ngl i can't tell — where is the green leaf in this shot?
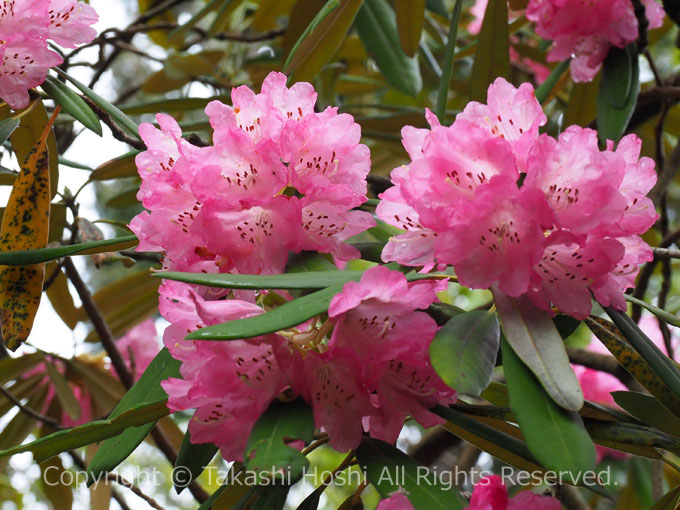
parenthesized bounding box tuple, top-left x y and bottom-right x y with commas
(356, 438, 466, 510)
(54, 69, 141, 140)
(501, 337, 597, 475)
(355, 0, 423, 97)
(394, 0, 425, 57)
(0, 234, 138, 265)
(623, 294, 680, 328)
(611, 391, 680, 437)
(429, 310, 499, 396)
(650, 485, 680, 510)
(0, 117, 20, 146)
(492, 290, 583, 411)
(43, 359, 80, 421)
(564, 75, 600, 127)
(0, 352, 42, 384)
(0, 401, 169, 462)
(87, 348, 180, 482)
(605, 307, 680, 402)
(585, 317, 680, 417)
(120, 96, 229, 115)
(534, 59, 570, 103)
(435, 0, 463, 124)
(597, 44, 639, 143)
(40, 76, 103, 136)
(244, 399, 314, 484)
(158, 270, 365, 289)
(469, 0, 510, 102)
(174, 429, 218, 494)
(584, 419, 680, 457)
(89, 151, 140, 181)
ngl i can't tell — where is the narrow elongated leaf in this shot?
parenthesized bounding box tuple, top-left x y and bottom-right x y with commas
(435, 0, 463, 124)
(356, 438, 466, 510)
(44, 359, 80, 421)
(0, 352, 42, 384)
(501, 337, 597, 475)
(586, 317, 680, 416)
(174, 429, 218, 493)
(89, 151, 140, 181)
(87, 348, 180, 482)
(0, 385, 48, 451)
(534, 59, 570, 103)
(650, 485, 680, 510)
(492, 290, 583, 411)
(429, 310, 500, 396)
(284, 0, 362, 83)
(244, 399, 314, 484)
(45, 262, 79, 329)
(159, 270, 365, 289)
(0, 235, 138, 265)
(40, 455, 74, 510)
(0, 117, 19, 145)
(624, 294, 680, 328)
(40, 76, 102, 136)
(612, 391, 680, 437)
(10, 100, 59, 198)
(0, 113, 54, 351)
(597, 44, 639, 143)
(55, 69, 141, 140)
(120, 96, 229, 115)
(584, 419, 680, 456)
(564, 75, 600, 127)
(355, 0, 422, 96)
(394, 0, 425, 56)
(605, 308, 680, 401)
(0, 400, 169, 462)
(469, 0, 510, 101)
(281, 0, 325, 56)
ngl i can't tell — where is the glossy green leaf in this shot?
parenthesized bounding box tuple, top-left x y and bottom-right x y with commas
(54, 69, 140, 140)
(174, 429, 218, 494)
(284, 0, 362, 83)
(501, 337, 597, 475)
(469, 0, 510, 102)
(0, 117, 19, 146)
(596, 44, 639, 143)
(244, 399, 314, 484)
(585, 317, 680, 417)
(87, 348, 181, 483)
(355, 0, 423, 97)
(429, 310, 500, 396)
(394, 0, 425, 57)
(584, 419, 680, 457)
(0, 234, 138, 265)
(159, 269, 364, 289)
(605, 308, 680, 401)
(120, 96, 229, 115)
(40, 76, 102, 136)
(0, 400, 169, 462)
(493, 290, 583, 411)
(624, 294, 680, 328)
(612, 391, 680, 437)
(356, 438, 466, 510)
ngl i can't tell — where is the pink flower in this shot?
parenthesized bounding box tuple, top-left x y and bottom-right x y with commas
(0, 0, 98, 109)
(377, 492, 415, 510)
(466, 475, 561, 510)
(526, 0, 664, 82)
(117, 319, 161, 381)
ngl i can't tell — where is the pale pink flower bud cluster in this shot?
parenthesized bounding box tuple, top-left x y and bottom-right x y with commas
(526, 0, 664, 82)
(0, 0, 98, 109)
(377, 78, 657, 319)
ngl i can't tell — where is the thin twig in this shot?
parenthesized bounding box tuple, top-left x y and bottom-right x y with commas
(651, 247, 680, 259)
(81, 97, 145, 150)
(68, 452, 134, 510)
(106, 473, 166, 510)
(0, 384, 63, 429)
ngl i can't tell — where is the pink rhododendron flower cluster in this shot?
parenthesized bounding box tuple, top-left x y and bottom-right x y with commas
(0, 0, 98, 109)
(160, 266, 455, 459)
(130, 71, 374, 274)
(526, 0, 664, 82)
(377, 77, 657, 319)
(465, 475, 561, 510)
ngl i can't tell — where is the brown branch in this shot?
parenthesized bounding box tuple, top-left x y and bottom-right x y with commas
(81, 97, 145, 151)
(106, 473, 166, 510)
(0, 384, 63, 429)
(62, 258, 134, 390)
(651, 247, 680, 259)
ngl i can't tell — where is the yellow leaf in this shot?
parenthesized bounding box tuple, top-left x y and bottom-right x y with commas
(394, 0, 425, 57)
(7, 100, 59, 199)
(251, 0, 296, 31)
(470, 0, 510, 102)
(40, 455, 74, 510)
(0, 109, 58, 351)
(282, 0, 325, 56)
(563, 76, 601, 128)
(45, 263, 79, 330)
